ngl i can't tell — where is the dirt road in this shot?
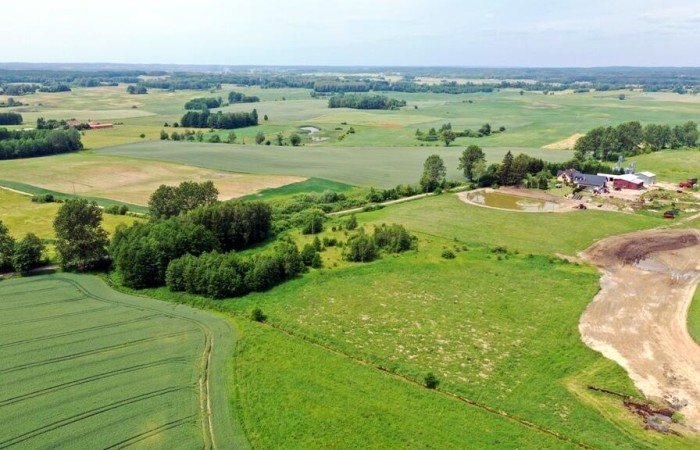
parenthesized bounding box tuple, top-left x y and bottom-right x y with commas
(579, 229, 700, 429)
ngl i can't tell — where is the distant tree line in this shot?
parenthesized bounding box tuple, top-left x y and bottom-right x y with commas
(0, 84, 39, 96)
(328, 94, 406, 110)
(0, 127, 82, 160)
(184, 97, 222, 110)
(181, 109, 258, 129)
(228, 91, 259, 103)
(0, 112, 22, 125)
(574, 121, 699, 160)
(37, 83, 71, 93)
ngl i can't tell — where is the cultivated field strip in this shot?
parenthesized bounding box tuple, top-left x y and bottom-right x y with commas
(0, 274, 244, 449)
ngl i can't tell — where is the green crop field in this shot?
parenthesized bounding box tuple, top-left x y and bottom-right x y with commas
(629, 149, 700, 183)
(99, 141, 571, 188)
(0, 274, 246, 449)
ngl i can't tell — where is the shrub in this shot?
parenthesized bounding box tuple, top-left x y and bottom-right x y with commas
(251, 306, 267, 322)
(346, 214, 358, 230)
(441, 249, 456, 259)
(424, 372, 440, 389)
(343, 230, 377, 262)
(373, 223, 414, 253)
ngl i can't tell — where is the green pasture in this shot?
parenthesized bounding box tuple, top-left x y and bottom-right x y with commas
(0, 274, 245, 449)
(99, 141, 571, 188)
(629, 149, 700, 182)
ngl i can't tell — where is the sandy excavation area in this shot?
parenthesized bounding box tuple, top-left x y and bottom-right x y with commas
(580, 229, 700, 429)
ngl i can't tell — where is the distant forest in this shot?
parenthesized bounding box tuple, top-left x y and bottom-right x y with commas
(2, 65, 700, 95)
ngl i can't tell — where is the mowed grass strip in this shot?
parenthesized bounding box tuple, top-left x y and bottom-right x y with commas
(0, 274, 246, 450)
(99, 140, 572, 188)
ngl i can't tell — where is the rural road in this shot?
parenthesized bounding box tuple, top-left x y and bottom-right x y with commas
(579, 229, 700, 429)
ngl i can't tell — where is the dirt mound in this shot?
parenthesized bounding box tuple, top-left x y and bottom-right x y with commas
(580, 229, 700, 430)
(584, 230, 700, 266)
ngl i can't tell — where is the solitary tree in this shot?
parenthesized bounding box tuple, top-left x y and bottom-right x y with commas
(498, 151, 515, 186)
(440, 130, 456, 147)
(53, 199, 109, 271)
(276, 133, 285, 146)
(457, 145, 486, 180)
(419, 154, 447, 193)
(227, 131, 237, 143)
(289, 133, 302, 146)
(0, 220, 15, 271)
(255, 132, 265, 145)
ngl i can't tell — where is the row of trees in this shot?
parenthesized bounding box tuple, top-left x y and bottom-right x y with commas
(415, 123, 504, 146)
(0, 98, 23, 108)
(0, 127, 82, 160)
(574, 121, 699, 160)
(328, 94, 406, 110)
(180, 109, 258, 129)
(228, 91, 260, 103)
(184, 97, 222, 110)
(0, 221, 45, 273)
(0, 112, 22, 125)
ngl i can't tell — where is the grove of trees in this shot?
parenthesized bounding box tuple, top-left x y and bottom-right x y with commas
(574, 120, 698, 160)
(148, 181, 219, 220)
(0, 127, 83, 160)
(228, 91, 260, 103)
(328, 94, 406, 110)
(0, 112, 22, 125)
(184, 97, 222, 110)
(0, 221, 45, 273)
(180, 109, 258, 129)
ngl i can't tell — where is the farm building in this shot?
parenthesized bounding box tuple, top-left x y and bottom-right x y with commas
(613, 174, 644, 190)
(88, 122, 113, 129)
(557, 169, 607, 189)
(635, 171, 656, 186)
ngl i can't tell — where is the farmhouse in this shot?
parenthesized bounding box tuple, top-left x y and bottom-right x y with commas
(613, 174, 644, 190)
(635, 171, 656, 186)
(557, 169, 607, 189)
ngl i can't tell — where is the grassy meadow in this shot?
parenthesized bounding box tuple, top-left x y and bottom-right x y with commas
(0, 274, 245, 449)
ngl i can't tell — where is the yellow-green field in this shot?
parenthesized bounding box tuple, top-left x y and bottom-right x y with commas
(0, 153, 305, 205)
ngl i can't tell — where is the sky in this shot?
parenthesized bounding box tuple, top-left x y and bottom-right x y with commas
(3, 0, 700, 67)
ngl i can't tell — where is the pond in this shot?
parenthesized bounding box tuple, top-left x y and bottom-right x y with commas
(467, 191, 561, 212)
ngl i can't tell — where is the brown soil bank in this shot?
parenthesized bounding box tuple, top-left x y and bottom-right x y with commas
(580, 229, 700, 430)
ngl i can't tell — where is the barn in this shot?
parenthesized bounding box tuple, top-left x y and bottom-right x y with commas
(635, 171, 656, 186)
(613, 174, 644, 190)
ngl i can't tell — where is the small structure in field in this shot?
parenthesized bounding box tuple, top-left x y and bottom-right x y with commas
(613, 174, 644, 190)
(635, 171, 656, 186)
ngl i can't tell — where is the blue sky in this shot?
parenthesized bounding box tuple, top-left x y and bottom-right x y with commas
(4, 0, 700, 66)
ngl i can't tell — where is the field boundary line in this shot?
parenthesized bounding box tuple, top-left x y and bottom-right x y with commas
(248, 319, 595, 450)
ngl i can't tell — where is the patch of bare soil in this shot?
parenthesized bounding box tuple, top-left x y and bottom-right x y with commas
(580, 229, 700, 430)
(543, 133, 584, 150)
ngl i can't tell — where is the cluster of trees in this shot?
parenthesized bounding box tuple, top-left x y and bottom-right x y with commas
(112, 200, 273, 290)
(0, 84, 39, 96)
(126, 85, 148, 95)
(180, 109, 258, 129)
(37, 83, 71, 93)
(343, 224, 415, 262)
(0, 127, 82, 160)
(415, 123, 504, 146)
(165, 240, 303, 298)
(0, 98, 23, 108)
(184, 97, 222, 110)
(148, 181, 219, 219)
(328, 94, 406, 110)
(0, 221, 45, 273)
(228, 91, 260, 103)
(574, 121, 699, 160)
(0, 112, 22, 125)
